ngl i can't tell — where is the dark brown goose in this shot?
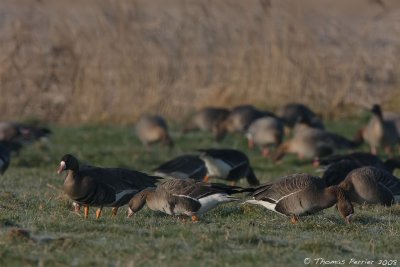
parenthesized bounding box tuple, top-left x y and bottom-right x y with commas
(153, 154, 207, 181)
(244, 173, 354, 224)
(197, 148, 260, 186)
(182, 107, 230, 141)
(128, 178, 244, 221)
(57, 154, 160, 219)
(338, 166, 400, 205)
(0, 143, 11, 174)
(277, 103, 324, 129)
(360, 104, 399, 155)
(246, 117, 285, 157)
(135, 115, 173, 149)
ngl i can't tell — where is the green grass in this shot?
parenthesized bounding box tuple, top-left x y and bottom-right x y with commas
(0, 120, 399, 266)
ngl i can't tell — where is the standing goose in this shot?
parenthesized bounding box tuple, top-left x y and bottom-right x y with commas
(338, 166, 400, 205)
(135, 115, 174, 150)
(128, 178, 245, 221)
(0, 143, 11, 174)
(244, 173, 354, 224)
(153, 154, 207, 181)
(246, 117, 285, 157)
(57, 154, 160, 219)
(197, 149, 260, 186)
(360, 104, 399, 155)
(182, 107, 230, 141)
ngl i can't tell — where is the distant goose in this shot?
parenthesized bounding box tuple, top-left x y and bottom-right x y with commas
(197, 148, 260, 186)
(0, 143, 11, 174)
(273, 123, 357, 163)
(57, 154, 160, 219)
(359, 104, 399, 155)
(153, 154, 207, 181)
(277, 103, 324, 129)
(214, 105, 275, 139)
(182, 107, 230, 141)
(135, 115, 174, 149)
(338, 166, 400, 205)
(246, 117, 285, 157)
(128, 178, 245, 221)
(244, 173, 354, 224)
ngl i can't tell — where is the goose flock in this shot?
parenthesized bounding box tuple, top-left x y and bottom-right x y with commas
(2, 103, 400, 224)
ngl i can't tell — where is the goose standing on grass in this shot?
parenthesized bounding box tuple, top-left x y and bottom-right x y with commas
(197, 148, 260, 186)
(0, 143, 11, 174)
(359, 104, 399, 155)
(128, 178, 245, 221)
(182, 107, 230, 141)
(244, 173, 354, 224)
(246, 117, 285, 158)
(338, 166, 400, 205)
(135, 115, 174, 150)
(57, 154, 160, 219)
(153, 154, 207, 181)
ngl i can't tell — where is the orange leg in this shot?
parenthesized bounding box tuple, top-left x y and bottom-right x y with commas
(191, 215, 199, 222)
(111, 207, 118, 217)
(291, 215, 299, 224)
(96, 207, 102, 219)
(84, 206, 89, 219)
(203, 175, 209, 182)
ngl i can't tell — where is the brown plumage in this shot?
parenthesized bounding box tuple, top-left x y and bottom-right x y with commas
(135, 115, 174, 149)
(245, 173, 354, 224)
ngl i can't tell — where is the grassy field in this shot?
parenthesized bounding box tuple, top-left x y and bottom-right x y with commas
(0, 120, 399, 267)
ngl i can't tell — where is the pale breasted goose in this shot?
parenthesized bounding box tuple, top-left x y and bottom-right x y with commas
(182, 107, 230, 141)
(135, 115, 174, 149)
(0, 143, 11, 174)
(214, 105, 275, 140)
(197, 148, 260, 186)
(57, 154, 160, 219)
(153, 154, 207, 181)
(338, 166, 400, 205)
(277, 103, 324, 129)
(360, 104, 399, 155)
(128, 178, 245, 221)
(273, 123, 357, 163)
(244, 173, 354, 224)
(246, 117, 285, 157)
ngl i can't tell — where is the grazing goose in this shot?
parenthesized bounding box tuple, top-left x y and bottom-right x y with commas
(360, 104, 399, 155)
(153, 154, 207, 181)
(273, 123, 357, 163)
(197, 149, 260, 186)
(338, 167, 400, 205)
(246, 117, 285, 157)
(0, 143, 11, 174)
(214, 105, 275, 139)
(277, 103, 324, 130)
(135, 115, 174, 149)
(128, 178, 245, 221)
(244, 173, 354, 224)
(182, 107, 230, 141)
(57, 154, 160, 219)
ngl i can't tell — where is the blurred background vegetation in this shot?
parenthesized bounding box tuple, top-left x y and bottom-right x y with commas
(0, 0, 399, 124)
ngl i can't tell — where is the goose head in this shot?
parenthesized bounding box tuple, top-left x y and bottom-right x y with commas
(57, 154, 79, 174)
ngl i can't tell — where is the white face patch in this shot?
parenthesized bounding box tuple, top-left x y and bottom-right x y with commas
(60, 161, 66, 169)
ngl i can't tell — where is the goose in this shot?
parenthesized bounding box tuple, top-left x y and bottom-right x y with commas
(182, 107, 230, 141)
(214, 105, 275, 139)
(277, 103, 324, 130)
(153, 154, 207, 181)
(360, 104, 399, 155)
(135, 115, 174, 149)
(244, 173, 354, 224)
(0, 143, 11, 174)
(197, 148, 260, 186)
(57, 154, 160, 219)
(246, 117, 285, 157)
(128, 178, 245, 221)
(273, 123, 357, 163)
(338, 166, 400, 205)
